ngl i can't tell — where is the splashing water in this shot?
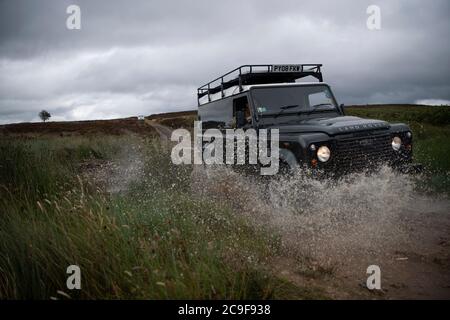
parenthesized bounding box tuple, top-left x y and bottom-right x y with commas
(191, 165, 450, 273)
(107, 134, 449, 297)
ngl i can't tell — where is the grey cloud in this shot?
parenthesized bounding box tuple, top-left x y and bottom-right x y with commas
(0, 0, 449, 124)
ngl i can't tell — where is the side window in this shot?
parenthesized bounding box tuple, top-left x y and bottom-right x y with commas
(308, 90, 332, 108)
(233, 96, 251, 127)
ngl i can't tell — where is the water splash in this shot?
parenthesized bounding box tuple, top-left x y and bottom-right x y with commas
(191, 165, 450, 271)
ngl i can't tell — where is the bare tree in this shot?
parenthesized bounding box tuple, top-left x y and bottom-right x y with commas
(39, 110, 51, 122)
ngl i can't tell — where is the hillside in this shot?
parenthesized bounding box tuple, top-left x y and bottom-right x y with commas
(0, 118, 156, 136)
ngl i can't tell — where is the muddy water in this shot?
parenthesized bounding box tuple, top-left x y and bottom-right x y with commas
(192, 165, 450, 298)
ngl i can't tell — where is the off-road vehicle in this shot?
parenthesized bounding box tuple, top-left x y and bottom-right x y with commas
(197, 64, 420, 174)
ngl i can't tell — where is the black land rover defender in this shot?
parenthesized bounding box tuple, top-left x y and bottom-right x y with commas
(197, 64, 419, 174)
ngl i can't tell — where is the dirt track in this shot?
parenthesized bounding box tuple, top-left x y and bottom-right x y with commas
(145, 119, 173, 140)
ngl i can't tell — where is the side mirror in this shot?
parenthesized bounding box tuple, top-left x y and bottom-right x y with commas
(340, 103, 345, 115)
(236, 110, 246, 127)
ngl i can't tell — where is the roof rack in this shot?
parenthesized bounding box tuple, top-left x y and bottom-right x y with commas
(197, 64, 323, 104)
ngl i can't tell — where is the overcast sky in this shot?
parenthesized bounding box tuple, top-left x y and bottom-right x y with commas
(0, 0, 449, 124)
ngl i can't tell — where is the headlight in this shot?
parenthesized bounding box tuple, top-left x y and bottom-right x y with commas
(392, 136, 402, 151)
(317, 146, 331, 162)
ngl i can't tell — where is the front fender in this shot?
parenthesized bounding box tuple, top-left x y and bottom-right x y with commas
(279, 148, 299, 169)
(389, 123, 410, 134)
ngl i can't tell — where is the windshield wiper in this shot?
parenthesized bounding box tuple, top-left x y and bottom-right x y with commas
(310, 103, 333, 108)
(273, 104, 300, 118)
(297, 103, 335, 116)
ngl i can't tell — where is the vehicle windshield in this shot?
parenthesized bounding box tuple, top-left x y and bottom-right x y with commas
(250, 85, 338, 116)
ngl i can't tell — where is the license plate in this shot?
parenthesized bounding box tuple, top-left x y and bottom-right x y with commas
(272, 64, 302, 72)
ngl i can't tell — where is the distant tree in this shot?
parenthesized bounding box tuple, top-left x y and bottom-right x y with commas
(39, 110, 51, 122)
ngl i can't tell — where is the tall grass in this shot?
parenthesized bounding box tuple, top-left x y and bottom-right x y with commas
(0, 135, 311, 299)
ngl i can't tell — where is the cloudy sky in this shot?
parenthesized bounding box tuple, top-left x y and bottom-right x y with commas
(0, 0, 449, 124)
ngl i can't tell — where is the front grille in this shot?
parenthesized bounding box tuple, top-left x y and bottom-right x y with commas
(332, 133, 393, 169)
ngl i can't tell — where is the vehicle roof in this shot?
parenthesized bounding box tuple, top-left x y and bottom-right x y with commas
(197, 64, 324, 106)
(198, 82, 330, 105)
(247, 82, 329, 90)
